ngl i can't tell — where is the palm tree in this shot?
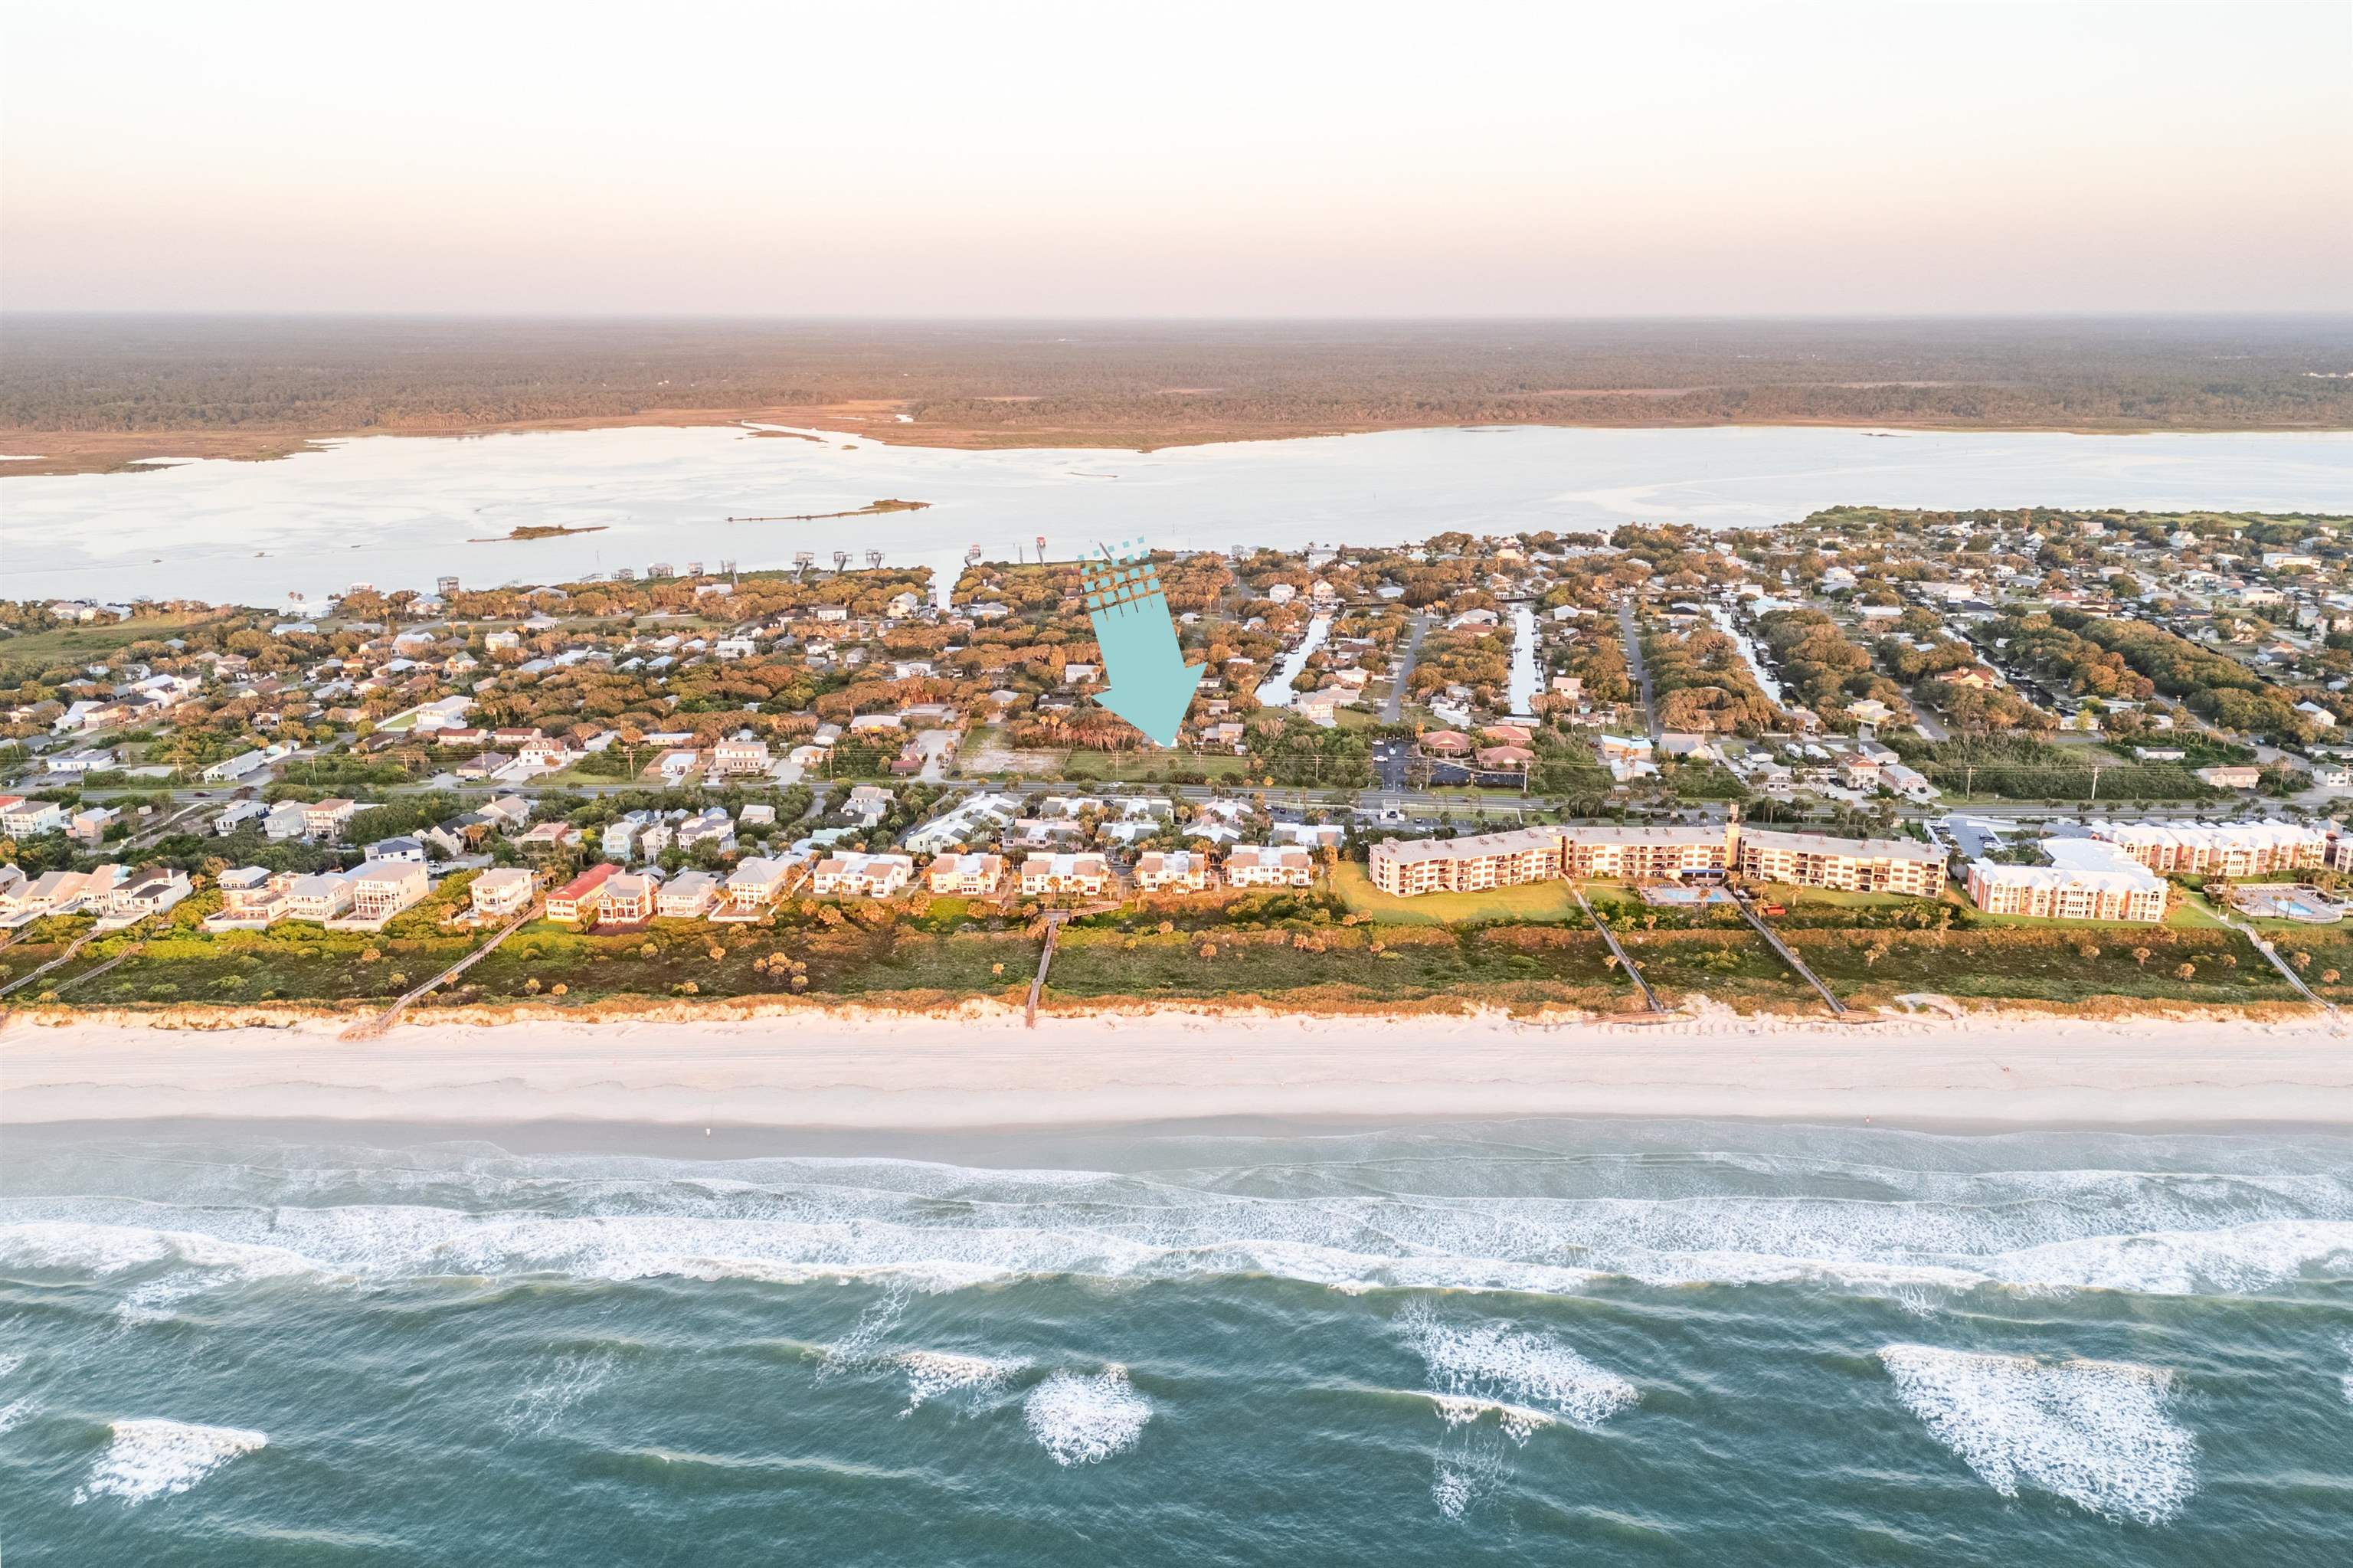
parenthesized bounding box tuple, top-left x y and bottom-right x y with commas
(2132, 946, 2152, 968)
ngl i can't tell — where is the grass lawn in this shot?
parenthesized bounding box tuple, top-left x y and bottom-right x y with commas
(1060, 748, 1261, 782)
(1329, 862, 1583, 925)
(1749, 883, 1921, 910)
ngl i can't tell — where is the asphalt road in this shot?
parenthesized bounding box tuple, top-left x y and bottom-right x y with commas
(1379, 613, 1431, 723)
(1618, 601, 1661, 741)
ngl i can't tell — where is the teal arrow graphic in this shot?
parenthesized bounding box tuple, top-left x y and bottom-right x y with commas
(1082, 539, 1202, 747)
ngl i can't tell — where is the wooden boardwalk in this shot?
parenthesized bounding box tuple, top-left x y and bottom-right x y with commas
(0, 925, 103, 1000)
(1732, 897, 1847, 1018)
(1026, 911, 1071, 1028)
(1573, 887, 1665, 1013)
(341, 905, 538, 1040)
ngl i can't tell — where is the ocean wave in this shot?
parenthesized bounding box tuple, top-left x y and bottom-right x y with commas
(8, 1152, 2351, 1304)
(897, 1350, 1026, 1414)
(71, 1419, 267, 1506)
(1023, 1367, 1150, 1466)
(1879, 1344, 2197, 1525)
(1399, 1302, 1637, 1432)
(1428, 1393, 1553, 1444)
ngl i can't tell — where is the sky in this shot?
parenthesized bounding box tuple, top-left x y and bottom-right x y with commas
(2, 1, 2346, 316)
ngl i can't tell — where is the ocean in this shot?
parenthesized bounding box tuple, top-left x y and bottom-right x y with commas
(3, 1116, 2349, 1563)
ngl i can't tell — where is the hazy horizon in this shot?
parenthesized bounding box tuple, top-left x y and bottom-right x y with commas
(8, 309, 2353, 324)
(5, 1, 2346, 318)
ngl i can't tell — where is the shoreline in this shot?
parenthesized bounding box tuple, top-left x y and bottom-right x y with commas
(7, 1004, 2349, 1130)
(5, 409, 2342, 478)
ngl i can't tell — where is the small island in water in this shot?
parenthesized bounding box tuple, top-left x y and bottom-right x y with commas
(725, 499, 930, 522)
(471, 523, 610, 542)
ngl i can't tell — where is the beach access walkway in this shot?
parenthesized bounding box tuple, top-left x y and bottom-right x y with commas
(0, 924, 104, 1000)
(1733, 896, 1847, 1018)
(1573, 886, 1665, 1014)
(1026, 911, 1070, 1027)
(342, 903, 539, 1040)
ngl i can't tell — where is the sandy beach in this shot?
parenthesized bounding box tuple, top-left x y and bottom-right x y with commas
(5, 1005, 2350, 1128)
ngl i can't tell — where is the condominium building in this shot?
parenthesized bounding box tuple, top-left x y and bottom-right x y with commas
(1735, 828, 1947, 895)
(1556, 823, 1733, 880)
(811, 853, 915, 899)
(1134, 849, 1212, 893)
(1019, 853, 1112, 897)
(2086, 820, 2328, 879)
(1369, 828, 1558, 897)
(926, 853, 1005, 896)
(1965, 840, 2167, 923)
(1226, 844, 1314, 889)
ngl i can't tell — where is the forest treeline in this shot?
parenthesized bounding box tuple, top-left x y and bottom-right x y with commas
(2, 316, 2347, 437)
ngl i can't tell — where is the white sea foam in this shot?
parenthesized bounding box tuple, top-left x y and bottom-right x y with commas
(2339, 1334, 2353, 1408)
(1400, 1302, 1638, 1432)
(71, 1419, 267, 1505)
(499, 1351, 616, 1436)
(0, 1220, 326, 1320)
(897, 1350, 1026, 1413)
(1428, 1393, 1553, 1443)
(1880, 1344, 2198, 1524)
(0, 1354, 26, 1435)
(1431, 1463, 1477, 1520)
(1023, 1366, 1151, 1465)
(823, 1283, 911, 1369)
(8, 1149, 2351, 1303)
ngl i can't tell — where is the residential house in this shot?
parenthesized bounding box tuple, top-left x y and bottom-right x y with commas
(66, 806, 119, 845)
(281, 871, 357, 924)
(656, 870, 720, 918)
(1225, 844, 1314, 888)
(711, 737, 773, 775)
(1018, 853, 1112, 898)
(469, 867, 538, 918)
(597, 872, 657, 925)
(0, 797, 67, 838)
(96, 868, 192, 928)
(546, 863, 621, 924)
(336, 859, 431, 927)
(926, 853, 1006, 896)
(675, 807, 733, 850)
(812, 853, 915, 898)
(712, 856, 803, 921)
(205, 866, 289, 931)
(302, 798, 361, 841)
(1134, 849, 1212, 893)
